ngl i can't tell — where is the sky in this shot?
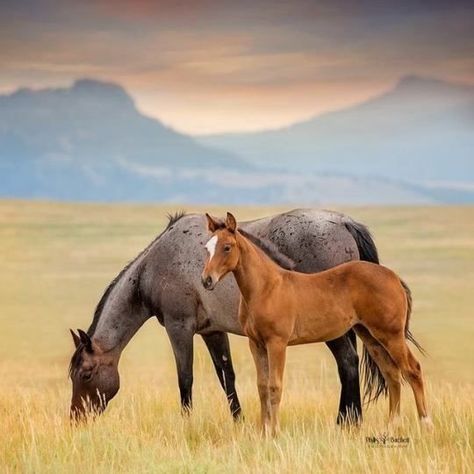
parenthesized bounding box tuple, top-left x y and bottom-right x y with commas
(1, 0, 473, 134)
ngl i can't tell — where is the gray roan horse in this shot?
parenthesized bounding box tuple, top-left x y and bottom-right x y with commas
(69, 209, 384, 424)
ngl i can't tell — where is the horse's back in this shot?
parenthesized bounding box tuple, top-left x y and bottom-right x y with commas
(149, 210, 371, 335)
(335, 261, 406, 319)
(244, 208, 360, 273)
(312, 260, 401, 290)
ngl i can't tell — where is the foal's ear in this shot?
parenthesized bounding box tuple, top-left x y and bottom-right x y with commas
(205, 213, 221, 233)
(70, 329, 81, 348)
(77, 329, 93, 352)
(225, 212, 237, 233)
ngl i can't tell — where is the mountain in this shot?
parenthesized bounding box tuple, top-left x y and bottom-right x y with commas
(0, 77, 471, 204)
(0, 79, 247, 201)
(199, 76, 474, 187)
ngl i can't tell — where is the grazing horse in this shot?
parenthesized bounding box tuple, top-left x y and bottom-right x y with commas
(202, 212, 432, 435)
(69, 209, 383, 423)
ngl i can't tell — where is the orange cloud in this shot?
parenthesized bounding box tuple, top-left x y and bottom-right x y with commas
(0, 0, 473, 133)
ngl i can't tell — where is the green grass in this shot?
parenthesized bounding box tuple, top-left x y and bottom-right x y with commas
(0, 201, 473, 473)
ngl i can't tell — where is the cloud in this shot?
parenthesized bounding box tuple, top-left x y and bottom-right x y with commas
(0, 0, 473, 132)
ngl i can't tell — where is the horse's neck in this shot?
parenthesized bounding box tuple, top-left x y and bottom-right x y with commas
(233, 233, 282, 304)
(90, 282, 151, 355)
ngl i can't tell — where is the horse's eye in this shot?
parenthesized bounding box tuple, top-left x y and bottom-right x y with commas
(81, 371, 93, 382)
(224, 245, 231, 252)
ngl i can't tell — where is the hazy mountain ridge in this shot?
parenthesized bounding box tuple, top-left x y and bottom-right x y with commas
(0, 79, 243, 169)
(199, 76, 474, 185)
(0, 79, 256, 201)
(0, 77, 472, 203)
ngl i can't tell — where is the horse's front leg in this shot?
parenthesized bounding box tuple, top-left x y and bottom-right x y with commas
(201, 331, 242, 419)
(165, 317, 195, 414)
(325, 330, 362, 425)
(248, 338, 270, 435)
(266, 338, 287, 436)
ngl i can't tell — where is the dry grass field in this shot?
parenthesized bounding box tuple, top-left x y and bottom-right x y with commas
(0, 201, 473, 473)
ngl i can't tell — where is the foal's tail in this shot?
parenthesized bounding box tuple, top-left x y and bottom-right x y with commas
(345, 219, 388, 404)
(400, 279, 426, 355)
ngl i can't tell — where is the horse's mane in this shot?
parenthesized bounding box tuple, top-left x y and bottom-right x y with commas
(166, 210, 186, 228)
(69, 211, 186, 376)
(87, 210, 186, 335)
(238, 228, 295, 271)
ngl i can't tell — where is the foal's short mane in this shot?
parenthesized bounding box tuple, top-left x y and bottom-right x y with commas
(238, 228, 295, 271)
(69, 211, 187, 376)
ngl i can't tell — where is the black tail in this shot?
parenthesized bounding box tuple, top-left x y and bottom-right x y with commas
(400, 279, 426, 355)
(345, 220, 388, 404)
(344, 220, 379, 265)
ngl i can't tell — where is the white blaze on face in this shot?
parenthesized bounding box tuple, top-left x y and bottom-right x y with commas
(205, 235, 218, 260)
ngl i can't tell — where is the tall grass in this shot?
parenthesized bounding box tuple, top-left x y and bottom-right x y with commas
(0, 201, 473, 472)
(1, 379, 472, 472)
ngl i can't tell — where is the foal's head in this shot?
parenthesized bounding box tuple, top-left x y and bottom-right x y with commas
(202, 212, 239, 290)
(68, 329, 119, 422)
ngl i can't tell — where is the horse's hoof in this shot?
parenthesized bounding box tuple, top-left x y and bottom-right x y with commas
(388, 415, 402, 429)
(271, 427, 281, 438)
(337, 413, 362, 429)
(420, 416, 434, 431)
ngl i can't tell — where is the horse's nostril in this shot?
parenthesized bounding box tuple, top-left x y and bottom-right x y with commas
(202, 276, 213, 289)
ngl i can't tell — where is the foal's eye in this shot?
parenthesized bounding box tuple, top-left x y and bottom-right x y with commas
(224, 244, 231, 252)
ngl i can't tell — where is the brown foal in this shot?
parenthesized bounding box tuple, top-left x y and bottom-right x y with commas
(201, 212, 432, 436)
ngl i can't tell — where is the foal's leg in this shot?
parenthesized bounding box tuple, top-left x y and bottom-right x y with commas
(354, 326, 401, 422)
(378, 333, 432, 430)
(202, 332, 242, 419)
(249, 339, 270, 435)
(266, 338, 287, 436)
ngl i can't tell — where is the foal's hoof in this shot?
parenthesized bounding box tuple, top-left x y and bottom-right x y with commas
(260, 424, 279, 438)
(420, 416, 434, 431)
(388, 415, 402, 429)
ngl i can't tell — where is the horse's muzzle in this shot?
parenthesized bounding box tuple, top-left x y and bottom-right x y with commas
(70, 398, 106, 424)
(201, 275, 214, 290)
(70, 404, 88, 424)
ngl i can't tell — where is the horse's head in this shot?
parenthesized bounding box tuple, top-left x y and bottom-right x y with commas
(69, 329, 120, 422)
(202, 212, 240, 290)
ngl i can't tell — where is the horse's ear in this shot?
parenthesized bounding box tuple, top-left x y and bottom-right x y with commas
(70, 329, 81, 348)
(225, 212, 237, 233)
(206, 213, 220, 233)
(77, 329, 93, 352)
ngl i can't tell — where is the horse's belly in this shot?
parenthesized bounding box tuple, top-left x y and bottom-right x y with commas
(197, 281, 245, 336)
(197, 306, 245, 336)
(289, 310, 353, 344)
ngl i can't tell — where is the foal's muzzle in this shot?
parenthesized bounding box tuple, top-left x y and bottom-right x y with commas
(201, 275, 215, 290)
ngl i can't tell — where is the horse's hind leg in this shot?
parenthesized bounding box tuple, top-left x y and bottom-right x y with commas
(326, 331, 362, 425)
(354, 326, 401, 422)
(202, 331, 242, 419)
(380, 334, 432, 430)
